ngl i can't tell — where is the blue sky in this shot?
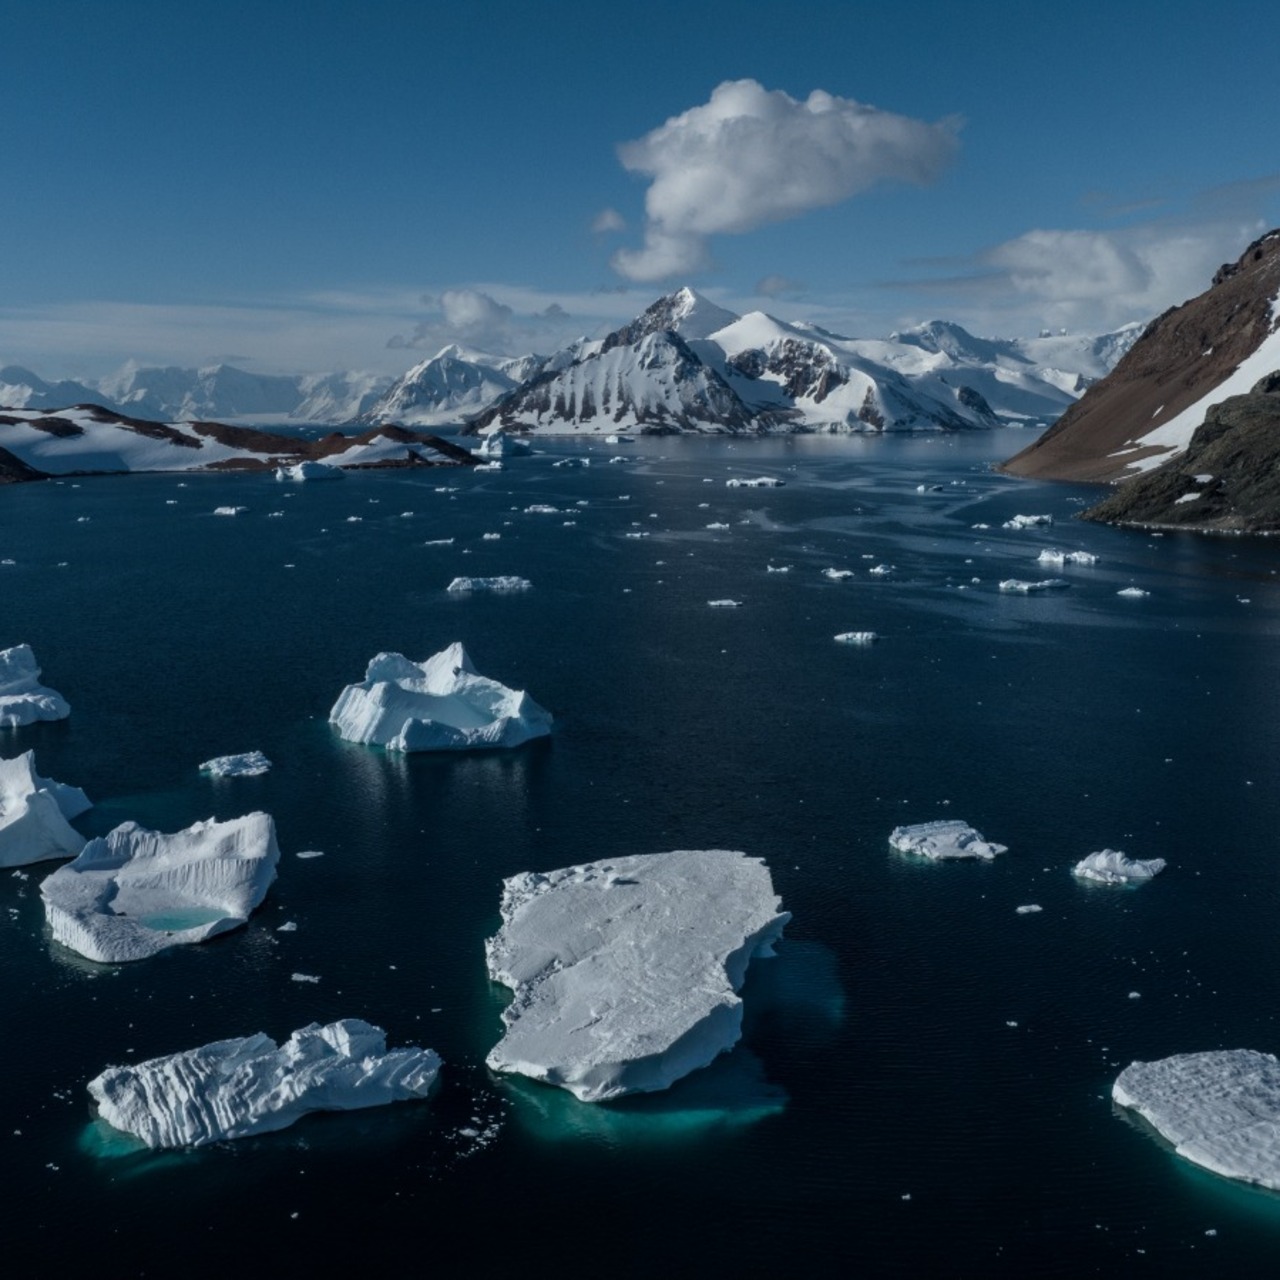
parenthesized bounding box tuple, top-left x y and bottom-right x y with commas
(3, 0, 1278, 377)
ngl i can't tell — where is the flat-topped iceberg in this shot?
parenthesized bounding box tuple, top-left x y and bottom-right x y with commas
(0, 750, 90, 867)
(485, 849, 790, 1102)
(0, 644, 70, 727)
(41, 812, 280, 963)
(329, 642, 552, 752)
(1072, 849, 1166, 884)
(446, 576, 532, 593)
(275, 460, 343, 481)
(88, 1019, 441, 1149)
(889, 820, 1008, 861)
(199, 751, 272, 778)
(1113, 1049, 1280, 1190)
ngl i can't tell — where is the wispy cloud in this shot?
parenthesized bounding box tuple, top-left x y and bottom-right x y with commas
(610, 79, 959, 283)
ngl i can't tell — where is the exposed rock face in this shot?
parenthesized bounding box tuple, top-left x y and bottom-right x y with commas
(1082, 375, 1280, 531)
(1002, 231, 1280, 482)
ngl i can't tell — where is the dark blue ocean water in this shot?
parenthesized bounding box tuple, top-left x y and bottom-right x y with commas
(2, 432, 1279, 1275)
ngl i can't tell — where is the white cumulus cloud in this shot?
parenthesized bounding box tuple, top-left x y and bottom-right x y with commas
(611, 79, 959, 283)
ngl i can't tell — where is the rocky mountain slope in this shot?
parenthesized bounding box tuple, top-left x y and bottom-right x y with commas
(1002, 230, 1280, 483)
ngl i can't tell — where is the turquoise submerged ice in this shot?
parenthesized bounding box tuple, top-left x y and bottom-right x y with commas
(329, 642, 552, 752)
(1113, 1050, 1280, 1190)
(40, 812, 280, 962)
(485, 849, 789, 1103)
(0, 749, 90, 867)
(89, 1019, 440, 1149)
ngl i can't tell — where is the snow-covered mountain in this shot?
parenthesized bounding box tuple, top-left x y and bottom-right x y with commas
(0, 366, 101, 412)
(465, 287, 1140, 436)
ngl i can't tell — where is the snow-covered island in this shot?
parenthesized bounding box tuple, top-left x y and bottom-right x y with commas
(889, 820, 1008, 861)
(1113, 1049, 1280, 1190)
(0, 750, 89, 867)
(329, 642, 551, 752)
(485, 849, 790, 1102)
(41, 812, 280, 963)
(0, 644, 70, 727)
(88, 1019, 441, 1149)
(198, 751, 272, 778)
(1072, 850, 1166, 884)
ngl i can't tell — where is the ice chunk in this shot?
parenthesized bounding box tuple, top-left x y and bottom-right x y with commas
(329, 642, 551, 752)
(484, 849, 789, 1102)
(868, 564, 893, 576)
(198, 751, 272, 778)
(213, 506, 246, 516)
(999, 578, 1069, 593)
(725, 476, 784, 488)
(275, 461, 342, 482)
(0, 644, 70, 727)
(822, 568, 854, 581)
(1015, 904, 1042, 914)
(1037, 549, 1098, 566)
(476, 431, 531, 459)
(707, 599, 742, 608)
(446, 576, 532, 593)
(552, 457, 589, 468)
(705, 522, 730, 530)
(834, 632, 877, 645)
(889, 820, 1008, 861)
(88, 1019, 440, 1149)
(1117, 587, 1150, 598)
(1003, 514, 1054, 529)
(1113, 1050, 1280, 1190)
(0, 750, 90, 867)
(524, 504, 559, 514)
(1072, 849, 1166, 884)
(40, 812, 280, 963)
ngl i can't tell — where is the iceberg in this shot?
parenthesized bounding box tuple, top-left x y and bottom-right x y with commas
(1113, 1049, 1280, 1190)
(484, 849, 789, 1102)
(1072, 849, 1166, 884)
(88, 1019, 441, 1150)
(476, 430, 532, 459)
(822, 568, 854, 581)
(1117, 587, 1151, 598)
(446, 576, 532, 593)
(274, 461, 342, 482)
(725, 476, 784, 488)
(0, 750, 90, 867)
(707, 599, 742, 608)
(329, 642, 552, 752)
(40, 812, 280, 963)
(198, 751, 272, 778)
(834, 632, 877, 645)
(1037, 548, 1098, 566)
(1003, 514, 1054, 529)
(0, 644, 70, 727)
(213, 506, 247, 516)
(868, 564, 893, 576)
(889, 820, 1008, 861)
(998, 578, 1069, 593)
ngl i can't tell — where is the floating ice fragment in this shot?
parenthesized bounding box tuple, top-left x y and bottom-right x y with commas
(1015, 904, 1042, 914)
(0, 750, 90, 867)
(275, 461, 342, 482)
(484, 849, 789, 1102)
(999, 578, 1069, 593)
(291, 973, 320, 983)
(481, 532, 501, 540)
(277, 921, 297, 932)
(1003, 514, 1054, 529)
(446, 576, 532, 593)
(868, 564, 893, 577)
(423, 538, 455, 546)
(726, 476, 784, 488)
(1072, 850, 1166, 884)
(199, 751, 272, 778)
(552, 457, 589, 468)
(834, 632, 877, 645)
(889, 820, 1007, 861)
(705, 522, 730, 530)
(476, 431, 531, 459)
(213, 506, 247, 516)
(707, 600, 742, 608)
(0, 645, 70, 727)
(822, 568, 854, 581)
(88, 1020, 440, 1149)
(296, 850, 324, 860)
(766, 565, 791, 573)
(1037, 549, 1098, 566)
(1117, 587, 1150, 598)
(524, 505, 559, 514)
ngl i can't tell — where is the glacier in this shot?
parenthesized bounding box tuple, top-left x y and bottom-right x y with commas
(0, 750, 90, 867)
(484, 849, 790, 1102)
(40, 812, 280, 963)
(0, 644, 70, 727)
(329, 642, 551, 752)
(889, 820, 1008, 861)
(1072, 850, 1166, 884)
(1113, 1049, 1280, 1190)
(88, 1019, 441, 1149)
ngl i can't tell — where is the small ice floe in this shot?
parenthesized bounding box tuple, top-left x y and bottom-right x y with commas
(213, 506, 247, 516)
(823, 568, 854, 581)
(296, 850, 324, 860)
(834, 632, 877, 645)
(552, 457, 589, 468)
(1003, 514, 1054, 530)
(524, 505, 559, 514)
(344, 516, 362, 523)
(474, 461, 503, 471)
(423, 538, 455, 546)
(481, 532, 501, 540)
(708, 599, 743, 608)
(608, 455, 631, 464)
(446, 576, 532, 593)
(766, 564, 792, 573)
(916, 483, 943, 492)
(275, 461, 342, 482)
(276, 921, 298, 932)
(1113, 1049, 1280, 1190)
(889, 820, 1007, 861)
(868, 564, 893, 577)
(87, 1020, 439, 1149)
(1117, 587, 1150, 598)
(1037, 549, 1098, 567)
(623, 531, 649, 539)
(0, 749, 90, 868)
(198, 751, 272, 778)
(1072, 850, 1166, 884)
(972, 522, 991, 530)
(1015, 904, 1042, 914)
(0, 645, 71, 728)
(726, 476, 784, 488)
(999, 578, 1069, 593)
(705, 522, 730, 530)
(291, 973, 321, 984)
